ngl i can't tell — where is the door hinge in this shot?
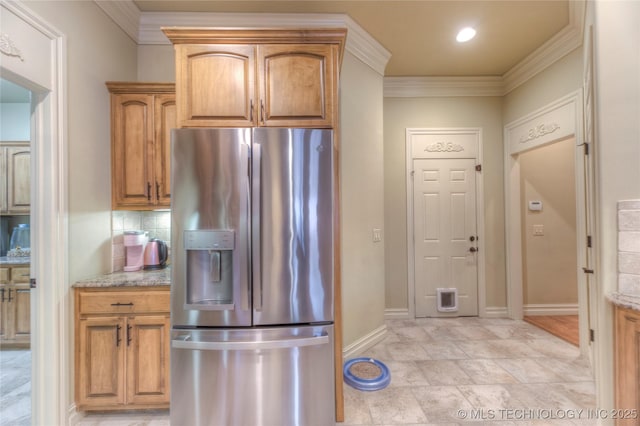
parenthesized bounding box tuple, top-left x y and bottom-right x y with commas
(583, 267, 595, 274)
(584, 143, 590, 156)
(410, 170, 415, 176)
(30, 278, 36, 289)
(587, 235, 592, 248)
(590, 328, 595, 342)
(475, 164, 482, 172)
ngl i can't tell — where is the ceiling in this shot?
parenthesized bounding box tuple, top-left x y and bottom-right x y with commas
(132, 0, 571, 77)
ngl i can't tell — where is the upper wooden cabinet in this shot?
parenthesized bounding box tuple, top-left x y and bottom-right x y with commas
(0, 142, 30, 215)
(107, 83, 176, 210)
(163, 28, 346, 128)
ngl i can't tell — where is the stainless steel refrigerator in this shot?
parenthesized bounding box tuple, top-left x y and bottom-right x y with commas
(170, 128, 334, 426)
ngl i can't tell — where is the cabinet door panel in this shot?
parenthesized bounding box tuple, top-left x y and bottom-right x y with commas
(7, 146, 30, 213)
(77, 316, 126, 407)
(154, 94, 176, 207)
(112, 94, 154, 208)
(0, 148, 7, 214)
(126, 315, 170, 405)
(176, 45, 255, 127)
(258, 44, 335, 127)
(12, 285, 30, 337)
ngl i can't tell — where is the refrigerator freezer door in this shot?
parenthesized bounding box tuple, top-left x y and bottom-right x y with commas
(171, 128, 252, 327)
(252, 128, 334, 325)
(170, 325, 335, 426)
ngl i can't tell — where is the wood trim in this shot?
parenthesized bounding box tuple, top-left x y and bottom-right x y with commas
(162, 27, 347, 67)
(333, 128, 344, 422)
(106, 82, 175, 94)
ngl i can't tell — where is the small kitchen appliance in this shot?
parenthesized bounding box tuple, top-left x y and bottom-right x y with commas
(143, 238, 168, 270)
(171, 128, 335, 426)
(123, 230, 148, 272)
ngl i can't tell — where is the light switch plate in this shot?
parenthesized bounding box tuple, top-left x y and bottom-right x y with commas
(373, 228, 382, 242)
(533, 224, 544, 236)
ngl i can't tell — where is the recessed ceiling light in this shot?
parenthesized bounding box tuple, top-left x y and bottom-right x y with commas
(456, 27, 476, 43)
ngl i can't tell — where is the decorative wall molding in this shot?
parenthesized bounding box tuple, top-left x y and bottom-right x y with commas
(0, 33, 24, 61)
(519, 123, 561, 143)
(425, 142, 465, 153)
(505, 91, 579, 155)
(408, 128, 479, 160)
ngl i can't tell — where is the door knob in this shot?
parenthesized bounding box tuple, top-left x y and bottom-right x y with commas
(469, 236, 476, 242)
(469, 247, 478, 253)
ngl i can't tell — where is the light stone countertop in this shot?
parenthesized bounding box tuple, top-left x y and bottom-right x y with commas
(0, 256, 31, 266)
(608, 291, 640, 312)
(73, 267, 170, 288)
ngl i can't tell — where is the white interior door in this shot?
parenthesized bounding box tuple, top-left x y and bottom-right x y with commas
(413, 158, 478, 317)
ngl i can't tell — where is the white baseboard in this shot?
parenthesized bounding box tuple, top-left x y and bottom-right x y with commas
(384, 308, 411, 319)
(484, 306, 509, 318)
(524, 303, 578, 316)
(342, 324, 387, 360)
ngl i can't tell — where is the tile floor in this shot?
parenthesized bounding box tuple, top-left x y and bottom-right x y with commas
(0, 317, 596, 425)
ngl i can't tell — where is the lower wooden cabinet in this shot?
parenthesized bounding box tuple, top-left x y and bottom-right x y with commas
(74, 286, 170, 411)
(614, 305, 640, 422)
(0, 264, 31, 347)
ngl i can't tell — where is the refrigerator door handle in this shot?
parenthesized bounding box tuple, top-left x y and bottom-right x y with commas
(251, 139, 263, 312)
(242, 141, 251, 312)
(171, 334, 329, 351)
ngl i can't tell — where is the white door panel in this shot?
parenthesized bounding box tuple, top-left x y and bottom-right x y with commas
(414, 158, 478, 317)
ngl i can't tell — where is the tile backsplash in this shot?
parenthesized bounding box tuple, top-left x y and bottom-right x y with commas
(111, 211, 171, 272)
(618, 200, 640, 295)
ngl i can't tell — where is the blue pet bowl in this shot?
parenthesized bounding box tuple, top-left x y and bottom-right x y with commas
(343, 357, 390, 391)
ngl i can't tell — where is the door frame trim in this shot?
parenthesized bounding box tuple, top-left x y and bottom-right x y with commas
(503, 90, 589, 353)
(1, 1, 69, 423)
(406, 127, 485, 317)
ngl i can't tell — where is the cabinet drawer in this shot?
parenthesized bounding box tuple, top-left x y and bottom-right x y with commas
(0, 268, 8, 284)
(77, 290, 169, 315)
(11, 267, 30, 283)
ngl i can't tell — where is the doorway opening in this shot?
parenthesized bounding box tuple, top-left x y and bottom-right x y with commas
(504, 91, 591, 357)
(0, 77, 32, 425)
(516, 137, 579, 346)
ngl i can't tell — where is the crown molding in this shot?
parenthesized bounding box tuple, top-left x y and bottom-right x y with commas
(384, 0, 585, 97)
(139, 11, 390, 75)
(502, 0, 584, 94)
(384, 76, 504, 97)
(95, 0, 140, 42)
(95, 0, 584, 95)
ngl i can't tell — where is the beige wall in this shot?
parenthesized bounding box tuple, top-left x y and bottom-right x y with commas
(28, 1, 138, 282)
(503, 48, 582, 124)
(383, 96, 505, 312)
(339, 53, 386, 346)
(519, 137, 577, 305)
(138, 45, 175, 81)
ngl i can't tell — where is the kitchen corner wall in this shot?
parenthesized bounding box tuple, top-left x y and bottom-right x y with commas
(111, 211, 171, 272)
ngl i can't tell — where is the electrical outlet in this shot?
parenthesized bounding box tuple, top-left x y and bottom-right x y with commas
(533, 224, 544, 236)
(373, 228, 382, 242)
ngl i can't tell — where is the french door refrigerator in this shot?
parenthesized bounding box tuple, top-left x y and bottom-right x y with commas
(170, 128, 334, 426)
